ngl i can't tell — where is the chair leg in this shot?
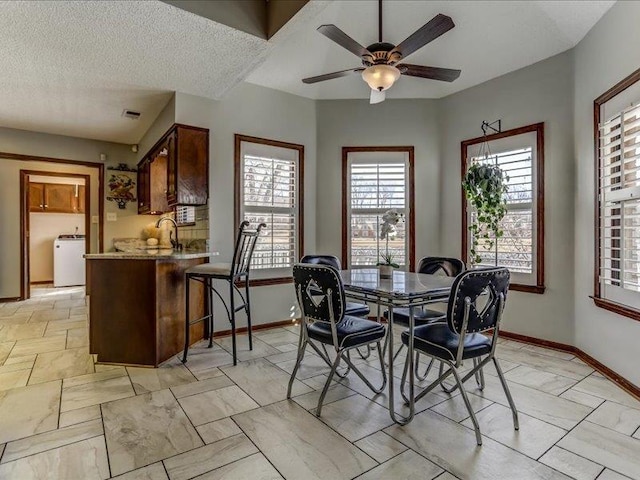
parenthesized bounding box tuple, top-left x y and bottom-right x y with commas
(415, 353, 435, 381)
(451, 366, 482, 446)
(287, 326, 307, 399)
(207, 279, 214, 348)
(341, 343, 386, 394)
(229, 280, 237, 366)
(493, 357, 519, 430)
(183, 276, 191, 363)
(245, 280, 253, 351)
(473, 357, 485, 390)
(316, 352, 343, 417)
(438, 362, 458, 394)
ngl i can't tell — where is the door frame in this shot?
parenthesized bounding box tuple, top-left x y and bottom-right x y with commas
(5, 151, 105, 301)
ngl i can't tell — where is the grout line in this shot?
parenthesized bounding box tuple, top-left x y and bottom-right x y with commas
(98, 404, 112, 478)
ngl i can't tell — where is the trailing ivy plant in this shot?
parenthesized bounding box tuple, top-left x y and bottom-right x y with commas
(462, 163, 509, 265)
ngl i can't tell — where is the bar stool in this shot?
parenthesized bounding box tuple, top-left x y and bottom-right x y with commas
(183, 221, 266, 365)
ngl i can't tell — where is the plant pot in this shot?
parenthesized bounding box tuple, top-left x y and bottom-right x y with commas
(379, 265, 394, 279)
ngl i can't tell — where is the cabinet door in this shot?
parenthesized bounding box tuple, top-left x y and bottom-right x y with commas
(44, 184, 75, 213)
(137, 159, 151, 214)
(150, 149, 169, 214)
(170, 126, 208, 206)
(29, 183, 45, 212)
(166, 132, 177, 205)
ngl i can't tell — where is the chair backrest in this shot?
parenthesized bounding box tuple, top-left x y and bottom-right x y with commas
(418, 257, 465, 277)
(293, 263, 345, 325)
(299, 254, 342, 271)
(446, 267, 510, 335)
(232, 221, 267, 277)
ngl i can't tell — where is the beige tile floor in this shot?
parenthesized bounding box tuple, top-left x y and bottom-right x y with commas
(0, 286, 639, 479)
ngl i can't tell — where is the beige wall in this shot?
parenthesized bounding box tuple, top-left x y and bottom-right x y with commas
(573, 1, 640, 386)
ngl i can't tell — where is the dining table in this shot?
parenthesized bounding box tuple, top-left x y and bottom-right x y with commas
(340, 268, 455, 425)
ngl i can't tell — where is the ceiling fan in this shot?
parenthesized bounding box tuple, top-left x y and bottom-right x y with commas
(302, 0, 461, 104)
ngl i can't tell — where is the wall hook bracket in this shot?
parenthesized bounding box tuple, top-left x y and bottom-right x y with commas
(481, 119, 502, 136)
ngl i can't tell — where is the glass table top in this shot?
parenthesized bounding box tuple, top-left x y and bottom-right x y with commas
(340, 268, 454, 299)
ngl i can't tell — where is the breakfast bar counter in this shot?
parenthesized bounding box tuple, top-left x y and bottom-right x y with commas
(85, 250, 215, 367)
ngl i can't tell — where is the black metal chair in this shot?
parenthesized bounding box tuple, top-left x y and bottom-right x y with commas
(300, 255, 370, 317)
(183, 221, 266, 366)
(400, 267, 519, 445)
(287, 263, 387, 416)
(384, 257, 465, 378)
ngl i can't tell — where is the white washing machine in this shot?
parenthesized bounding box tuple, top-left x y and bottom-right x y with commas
(53, 235, 86, 287)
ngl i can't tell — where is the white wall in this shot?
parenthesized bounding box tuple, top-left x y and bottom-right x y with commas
(573, 1, 640, 385)
(171, 85, 317, 328)
(315, 99, 441, 262)
(438, 51, 576, 344)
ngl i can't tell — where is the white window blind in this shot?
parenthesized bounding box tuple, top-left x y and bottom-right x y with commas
(468, 147, 535, 276)
(347, 153, 409, 268)
(599, 102, 640, 306)
(240, 144, 299, 271)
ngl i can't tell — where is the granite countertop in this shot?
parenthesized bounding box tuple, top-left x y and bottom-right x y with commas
(84, 250, 217, 260)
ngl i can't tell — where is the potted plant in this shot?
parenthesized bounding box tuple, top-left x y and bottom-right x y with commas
(462, 163, 509, 266)
(377, 209, 403, 278)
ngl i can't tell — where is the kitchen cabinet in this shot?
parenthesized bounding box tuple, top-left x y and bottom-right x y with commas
(166, 125, 209, 206)
(137, 150, 169, 215)
(29, 182, 85, 213)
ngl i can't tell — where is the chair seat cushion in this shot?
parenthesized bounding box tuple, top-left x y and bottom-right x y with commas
(345, 302, 370, 317)
(308, 315, 386, 348)
(186, 262, 232, 277)
(383, 307, 445, 326)
(401, 323, 491, 361)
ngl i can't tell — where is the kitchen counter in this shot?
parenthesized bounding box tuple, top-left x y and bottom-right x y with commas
(85, 250, 217, 260)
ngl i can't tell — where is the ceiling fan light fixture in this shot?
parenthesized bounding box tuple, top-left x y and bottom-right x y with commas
(361, 64, 400, 91)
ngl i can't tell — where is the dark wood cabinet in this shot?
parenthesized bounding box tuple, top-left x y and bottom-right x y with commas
(137, 123, 207, 214)
(166, 125, 209, 206)
(29, 182, 85, 214)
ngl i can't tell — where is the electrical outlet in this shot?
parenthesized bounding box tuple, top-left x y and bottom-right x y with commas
(107, 212, 117, 222)
(91, 215, 99, 224)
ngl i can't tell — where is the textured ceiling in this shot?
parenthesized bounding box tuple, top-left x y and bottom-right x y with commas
(0, 0, 615, 144)
(0, 0, 274, 144)
(246, 0, 615, 100)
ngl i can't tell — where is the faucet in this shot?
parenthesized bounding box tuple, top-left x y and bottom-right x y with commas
(155, 217, 183, 250)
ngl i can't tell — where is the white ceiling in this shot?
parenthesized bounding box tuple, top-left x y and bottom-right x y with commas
(246, 0, 615, 100)
(0, 0, 615, 144)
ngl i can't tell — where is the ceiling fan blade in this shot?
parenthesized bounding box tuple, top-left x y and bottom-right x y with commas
(302, 68, 364, 84)
(317, 25, 373, 59)
(399, 64, 461, 82)
(370, 89, 386, 104)
(392, 14, 454, 60)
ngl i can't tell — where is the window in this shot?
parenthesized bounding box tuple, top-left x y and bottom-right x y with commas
(235, 134, 303, 283)
(594, 68, 640, 320)
(342, 147, 415, 270)
(462, 123, 545, 293)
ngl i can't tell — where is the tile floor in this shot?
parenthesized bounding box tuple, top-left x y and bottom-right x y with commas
(0, 286, 639, 479)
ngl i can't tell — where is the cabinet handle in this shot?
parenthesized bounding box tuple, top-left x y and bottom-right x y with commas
(39, 204, 43, 208)
(44, 204, 48, 208)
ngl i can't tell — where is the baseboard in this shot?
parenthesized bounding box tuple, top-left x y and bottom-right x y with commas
(30, 280, 52, 285)
(212, 319, 296, 338)
(0, 296, 21, 303)
(499, 330, 640, 401)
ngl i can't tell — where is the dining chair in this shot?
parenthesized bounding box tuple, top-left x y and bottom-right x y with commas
(400, 266, 518, 445)
(384, 256, 465, 378)
(183, 220, 266, 366)
(287, 263, 387, 416)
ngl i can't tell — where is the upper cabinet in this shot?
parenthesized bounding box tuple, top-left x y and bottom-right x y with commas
(167, 125, 209, 206)
(137, 124, 209, 214)
(30, 182, 85, 214)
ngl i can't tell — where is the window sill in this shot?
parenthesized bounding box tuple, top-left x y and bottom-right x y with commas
(510, 284, 545, 294)
(591, 296, 640, 322)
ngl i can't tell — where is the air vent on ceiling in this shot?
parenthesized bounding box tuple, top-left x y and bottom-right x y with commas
(122, 109, 141, 120)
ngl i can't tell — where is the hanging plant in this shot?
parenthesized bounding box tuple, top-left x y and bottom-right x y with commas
(462, 163, 509, 265)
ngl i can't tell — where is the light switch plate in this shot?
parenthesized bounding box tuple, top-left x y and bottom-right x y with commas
(107, 212, 117, 222)
(91, 215, 99, 224)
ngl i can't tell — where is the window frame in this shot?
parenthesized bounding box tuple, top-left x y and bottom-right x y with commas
(593, 67, 640, 322)
(341, 146, 416, 271)
(461, 123, 545, 294)
(234, 134, 304, 286)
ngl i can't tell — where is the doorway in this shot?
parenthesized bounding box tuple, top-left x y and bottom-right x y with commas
(20, 170, 91, 300)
